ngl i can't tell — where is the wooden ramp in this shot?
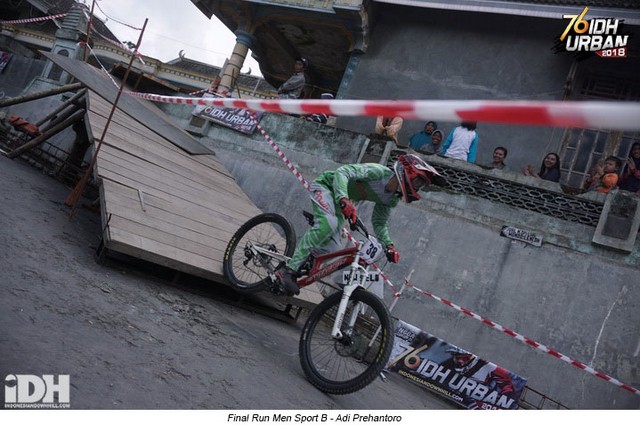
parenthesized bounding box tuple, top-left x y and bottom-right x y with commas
(40, 52, 323, 312)
(86, 90, 256, 279)
(85, 90, 323, 309)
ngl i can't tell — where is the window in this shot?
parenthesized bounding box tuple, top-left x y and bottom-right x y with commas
(559, 60, 640, 188)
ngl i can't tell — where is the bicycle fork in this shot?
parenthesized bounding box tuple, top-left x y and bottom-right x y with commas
(331, 258, 369, 340)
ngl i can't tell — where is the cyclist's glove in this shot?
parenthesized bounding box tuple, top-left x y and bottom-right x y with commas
(339, 198, 357, 225)
(386, 245, 400, 263)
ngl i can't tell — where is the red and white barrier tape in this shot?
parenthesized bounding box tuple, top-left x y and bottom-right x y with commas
(0, 13, 68, 25)
(124, 94, 640, 130)
(253, 116, 311, 192)
(405, 281, 640, 396)
(122, 88, 640, 396)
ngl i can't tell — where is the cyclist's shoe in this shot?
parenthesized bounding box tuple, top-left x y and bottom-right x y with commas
(275, 266, 300, 296)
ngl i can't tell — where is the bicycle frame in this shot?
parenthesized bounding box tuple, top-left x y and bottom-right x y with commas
(248, 236, 378, 340)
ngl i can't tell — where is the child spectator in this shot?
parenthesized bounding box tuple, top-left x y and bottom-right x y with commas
(486, 147, 508, 169)
(442, 122, 478, 163)
(417, 129, 444, 155)
(584, 156, 622, 193)
(409, 121, 437, 150)
(618, 142, 640, 195)
(375, 116, 403, 144)
(522, 152, 561, 182)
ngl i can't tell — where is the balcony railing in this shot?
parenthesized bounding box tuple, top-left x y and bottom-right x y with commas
(386, 147, 605, 228)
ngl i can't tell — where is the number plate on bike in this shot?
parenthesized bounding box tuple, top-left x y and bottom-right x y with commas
(358, 236, 384, 264)
(342, 270, 381, 285)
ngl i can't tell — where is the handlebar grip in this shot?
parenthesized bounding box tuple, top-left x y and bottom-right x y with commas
(351, 217, 368, 237)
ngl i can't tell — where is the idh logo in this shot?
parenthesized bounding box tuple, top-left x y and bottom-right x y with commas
(558, 7, 631, 58)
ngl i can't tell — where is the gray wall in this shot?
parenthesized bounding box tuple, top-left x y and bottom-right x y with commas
(339, 5, 575, 172)
(0, 55, 46, 98)
(207, 133, 639, 410)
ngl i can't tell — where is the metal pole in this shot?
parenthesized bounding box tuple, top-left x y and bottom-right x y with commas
(83, 0, 96, 62)
(67, 18, 148, 217)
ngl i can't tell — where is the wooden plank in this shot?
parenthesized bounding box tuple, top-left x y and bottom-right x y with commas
(87, 107, 240, 191)
(105, 227, 222, 281)
(96, 153, 259, 222)
(87, 92, 229, 175)
(98, 144, 242, 201)
(101, 179, 256, 235)
(96, 135, 249, 202)
(43, 53, 212, 155)
(106, 214, 223, 267)
(102, 186, 236, 249)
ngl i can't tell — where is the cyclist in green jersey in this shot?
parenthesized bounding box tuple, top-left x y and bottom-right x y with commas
(276, 154, 446, 296)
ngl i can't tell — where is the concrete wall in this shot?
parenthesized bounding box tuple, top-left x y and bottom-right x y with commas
(207, 133, 639, 409)
(338, 5, 575, 173)
(0, 55, 46, 98)
(0, 55, 84, 163)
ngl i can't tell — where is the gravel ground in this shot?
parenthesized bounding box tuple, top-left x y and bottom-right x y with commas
(0, 155, 457, 411)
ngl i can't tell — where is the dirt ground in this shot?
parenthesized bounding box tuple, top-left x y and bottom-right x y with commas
(0, 155, 457, 410)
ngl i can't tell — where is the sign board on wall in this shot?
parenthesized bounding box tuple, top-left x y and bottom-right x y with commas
(191, 93, 262, 134)
(387, 320, 528, 410)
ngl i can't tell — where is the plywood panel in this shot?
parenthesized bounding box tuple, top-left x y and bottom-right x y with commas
(86, 90, 263, 284)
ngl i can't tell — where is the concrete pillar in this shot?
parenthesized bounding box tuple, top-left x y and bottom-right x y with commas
(592, 190, 640, 253)
(216, 30, 255, 96)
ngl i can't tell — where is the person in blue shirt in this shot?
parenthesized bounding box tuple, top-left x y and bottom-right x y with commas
(409, 121, 437, 150)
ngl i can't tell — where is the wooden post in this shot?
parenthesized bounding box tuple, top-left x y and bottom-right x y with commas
(0, 82, 84, 108)
(67, 18, 149, 216)
(35, 88, 87, 127)
(39, 102, 85, 134)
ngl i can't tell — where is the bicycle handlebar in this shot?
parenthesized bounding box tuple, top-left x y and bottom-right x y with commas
(350, 217, 369, 238)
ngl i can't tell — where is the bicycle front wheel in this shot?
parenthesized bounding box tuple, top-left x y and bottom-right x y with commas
(223, 213, 296, 293)
(299, 288, 393, 394)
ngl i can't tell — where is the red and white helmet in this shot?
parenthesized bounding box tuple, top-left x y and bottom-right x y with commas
(393, 154, 445, 203)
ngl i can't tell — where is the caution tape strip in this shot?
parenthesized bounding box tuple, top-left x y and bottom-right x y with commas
(405, 281, 640, 396)
(0, 13, 68, 25)
(124, 93, 640, 130)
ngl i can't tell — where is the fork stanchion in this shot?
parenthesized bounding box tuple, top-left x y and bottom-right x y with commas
(366, 269, 413, 354)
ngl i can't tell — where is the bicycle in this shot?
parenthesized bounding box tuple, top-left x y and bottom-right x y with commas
(223, 211, 394, 394)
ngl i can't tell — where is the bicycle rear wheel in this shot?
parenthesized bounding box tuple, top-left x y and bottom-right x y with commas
(299, 288, 393, 394)
(223, 213, 296, 294)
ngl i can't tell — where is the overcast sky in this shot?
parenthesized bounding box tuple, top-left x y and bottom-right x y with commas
(87, 0, 262, 76)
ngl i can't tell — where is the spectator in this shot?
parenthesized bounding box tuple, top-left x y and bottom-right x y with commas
(375, 116, 403, 144)
(303, 93, 335, 125)
(486, 146, 508, 169)
(409, 121, 437, 150)
(584, 156, 622, 193)
(618, 142, 640, 195)
(277, 57, 308, 99)
(522, 152, 561, 182)
(417, 129, 444, 155)
(442, 122, 479, 163)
